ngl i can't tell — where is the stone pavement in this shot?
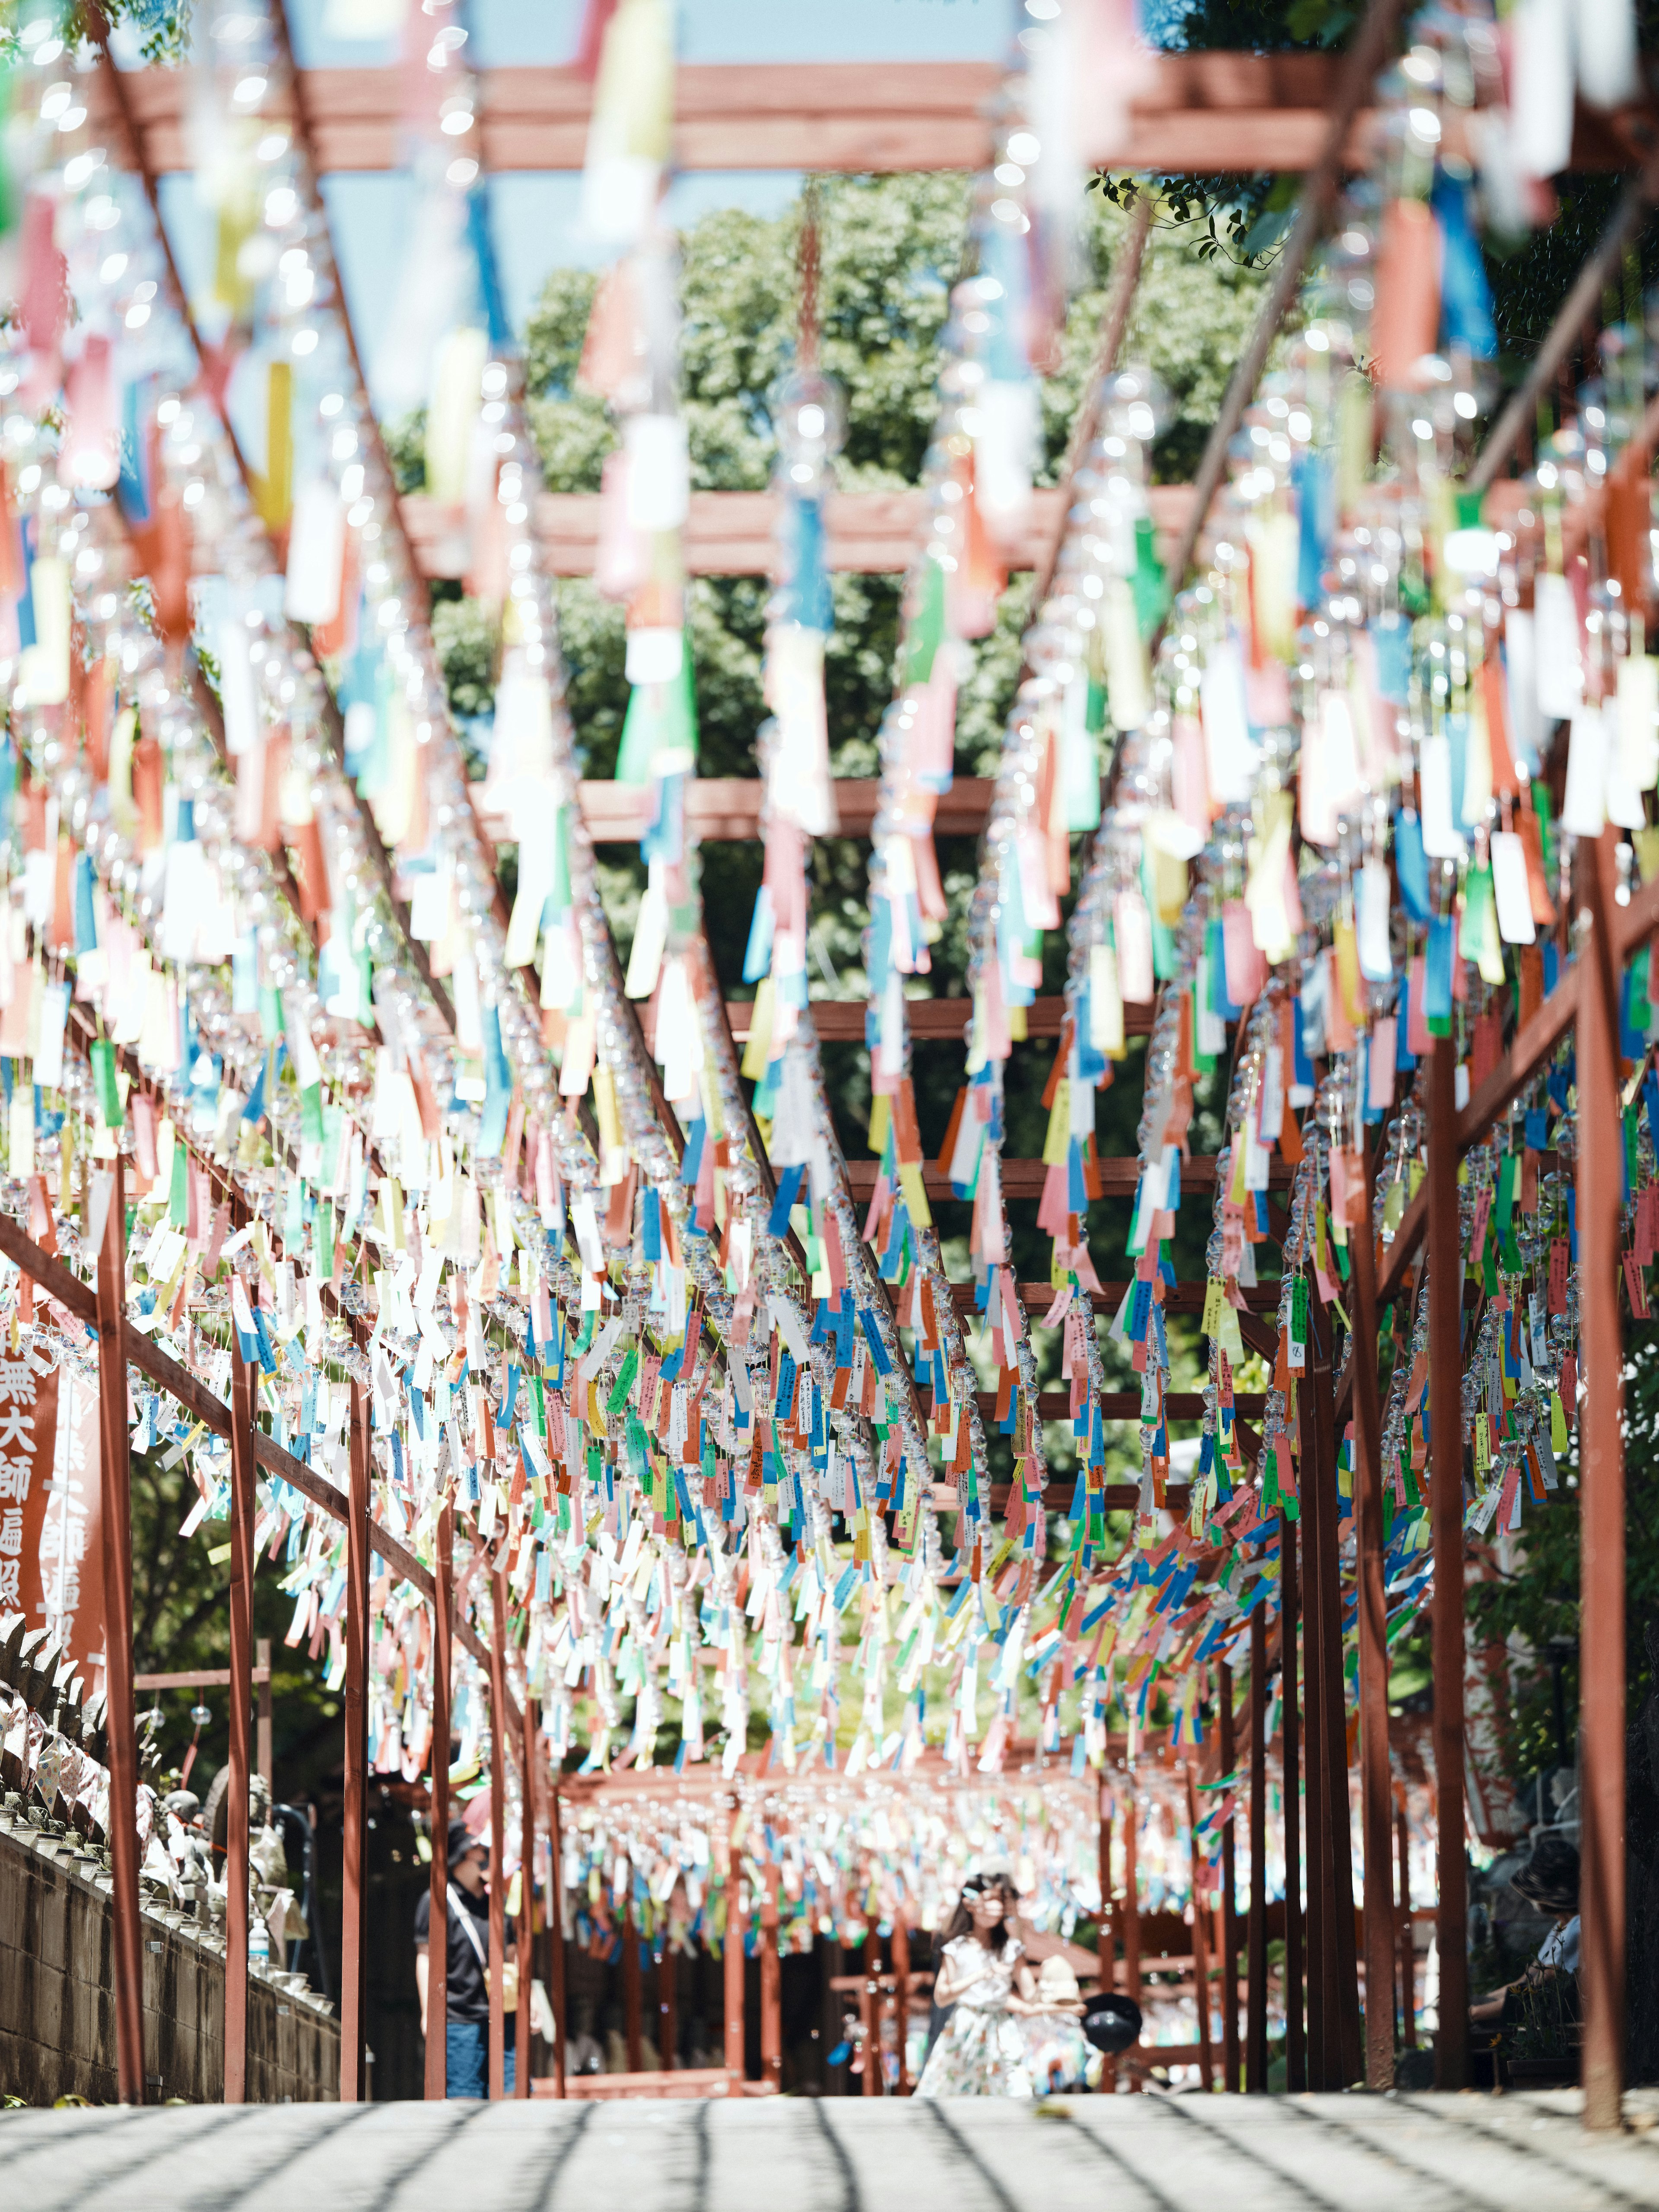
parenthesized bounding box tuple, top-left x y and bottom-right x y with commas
(12, 2088, 1659, 2212)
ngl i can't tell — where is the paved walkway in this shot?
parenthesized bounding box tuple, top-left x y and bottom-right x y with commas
(11, 2089, 1659, 2212)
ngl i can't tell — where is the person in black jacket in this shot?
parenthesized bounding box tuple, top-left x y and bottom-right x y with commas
(414, 1819, 517, 2097)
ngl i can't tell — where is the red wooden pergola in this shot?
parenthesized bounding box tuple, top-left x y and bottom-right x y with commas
(14, 0, 1655, 2128)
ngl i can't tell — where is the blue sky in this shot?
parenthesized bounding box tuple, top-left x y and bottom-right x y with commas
(287, 0, 1014, 69)
(153, 1, 1023, 404)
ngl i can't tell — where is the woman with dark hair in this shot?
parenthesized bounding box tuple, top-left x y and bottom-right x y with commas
(915, 1869, 1040, 2097)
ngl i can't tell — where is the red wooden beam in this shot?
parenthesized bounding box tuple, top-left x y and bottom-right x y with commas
(721, 992, 1156, 1044)
(90, 58, 1645, 177)
(132, 1666, 272, 1690)
(406, 484, 1198, 582)
(93, 1156, 145, 2105)
(570, 774, 1003, 849)
(1427, 1038, 1467, 2090)
(1578, 833, 1628, 2129)
(339, 1383, 371, 2102)
(222, 1344, 259, 2105)
(969, 1389, 1264, 1423)
(949, 1278, 1280, 1315)
(426, 1499, 454, 2101)
(843, 1154, 1294, 1202)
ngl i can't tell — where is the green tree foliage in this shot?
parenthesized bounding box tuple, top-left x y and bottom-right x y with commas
(422, 176, 1269, 1472)
(471, 179, 1266, 1170)
(127, 1442, 348, 1806)
(1464, 1329, 1659, 1795)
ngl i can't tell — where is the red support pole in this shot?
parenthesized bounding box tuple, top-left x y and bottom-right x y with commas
(1396, 1797, 1416, 2047)
(95, 1156, 144, 2104)
(549, 1782, 568, 2097)
(1185, 1764, 1215, 2091)
(1218, 1660, 1241, 2092)
(488, 1561, 509, 2099)
(892, 1916, 910, 2094)
(1281, 1506, 1306, 2092)
(1308, 1278, 1362, 2085)
(223, 1343, 258, 2104)
(1428, 1032, 1468, 2091)
(624, 1896, 643, 2072)
(1246, 1606, 1268, 2092)
(860, 1926, 880, 2098)
(761, 1885, 787, 2088)
(1298, 1305, 1330, 2088)
(1123, 1777, 1141, 2089)
(723, 1803, 745, 2080)
(425, 1499, 453, 2101)
(658, 1934, 677, 2073)
(1350, 1144, 1396, 2090)
(1099, 1793, 1116, 2005)
(339, 1382, 370, 2101)
(1578, 829, 1627, 2130)
(1101, 1798, 1120, 2091)
(518, 1691, 536, 2096)
(256, 1637, 273, 1798)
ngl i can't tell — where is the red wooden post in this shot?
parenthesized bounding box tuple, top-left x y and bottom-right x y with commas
(95, 1155, 145, 2104)
(549, 1782, 568, 2096)
(1185, 1763, 1214, 2091)
(1281, 1506, 1305, 2091)
(760, 1883, 782, 2090)
(1396, 1797, 1416, 2047)
(1350, 1142, 1396, 2089)
(1123, 1778, 1142, 2090)
(1428, 1033, 1468, 2091)
(488, 1561, 509, 2098)
(339, 1382, 370, 2101)
(892, 1915, 910, 2094)
(1218, 1660, 1240, 2092)
(1246, 1606, 1268, 2092)
(425, 1499, 453, 2100)
(1101, 1797, 1120, 2092)
(1309, 1309, 1336, 2088)
(256, 1637, 273, 1797)
(223, 1342, 258, 2103)
(859, 1926, 880, 2098)
(1578, 830, 1627, 2129)
(657, 1936, 677, 2073)
(518, 1692, 536, 2095)
(623, 1895, 643, 2071)
(1307, 1277, 1362, 2085)
(723, 1803, 745, 2079)
(1099, 1793, 1116, 2008)
(1299, 1312, 1330, 2088)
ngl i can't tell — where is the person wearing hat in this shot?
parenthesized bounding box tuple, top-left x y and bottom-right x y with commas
(414, 1818, 517, 2098)
(1021, 1955, 1099, 2094)
(1469, 1832, 1580, 2031)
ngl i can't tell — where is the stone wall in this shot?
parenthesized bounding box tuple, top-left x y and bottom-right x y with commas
(0, 1797, 338, 2104)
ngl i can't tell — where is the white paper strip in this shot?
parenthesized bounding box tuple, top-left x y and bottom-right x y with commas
(1490, 830, 1536, 944)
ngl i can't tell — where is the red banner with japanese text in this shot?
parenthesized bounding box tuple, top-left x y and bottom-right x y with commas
(0, 1356, 105, 1688)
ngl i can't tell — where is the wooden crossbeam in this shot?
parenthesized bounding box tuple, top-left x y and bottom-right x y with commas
(844, 1155, 1295, 1201)
(91, 58, 1643, 178)
(572, 774, 1000, 845)
(968, 1390, 1266, 1421)
(0, 1210, 500, 1687)
(975, 1483, 1194, 1515)
(947, 1279, 1280, 1315)
(721, 993, 1157, 1043)
(403, 483, 1195, 580)
(134, 1668, 272, 1690)
(418, 480, 1532, 588)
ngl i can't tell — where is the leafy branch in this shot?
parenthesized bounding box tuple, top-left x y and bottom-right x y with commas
(1093, 173, 1299, 270)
